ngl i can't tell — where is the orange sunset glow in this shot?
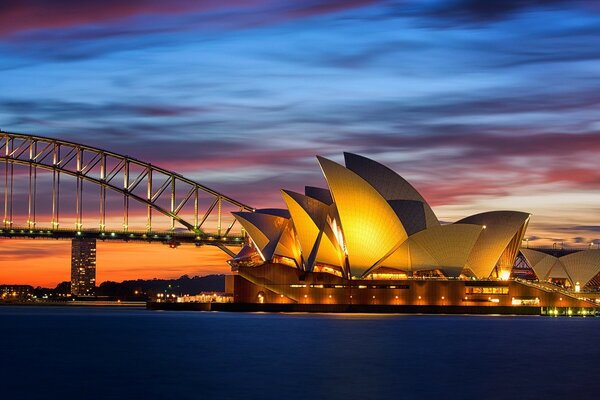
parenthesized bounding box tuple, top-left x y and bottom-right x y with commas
(0, 239, 230, 287)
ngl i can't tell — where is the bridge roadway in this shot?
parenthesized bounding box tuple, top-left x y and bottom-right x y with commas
(0, 226, 244, 256)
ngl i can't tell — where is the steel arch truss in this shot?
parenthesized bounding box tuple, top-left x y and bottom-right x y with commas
(0, 131, 253, 239)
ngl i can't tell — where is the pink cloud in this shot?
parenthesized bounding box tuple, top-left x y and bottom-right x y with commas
(0, 0, 378, 37)
(0, 1, 231, 36)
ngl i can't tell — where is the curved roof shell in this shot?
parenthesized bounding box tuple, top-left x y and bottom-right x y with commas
(281, 190, 341, 270)
(520, 249, 558, 280)
(520, 249, 600, 288)
(343, 152, 439, 235)
(456, 211, 530, 278)
(376, 224, 483, 277)
(317, 156, 408, 277)
(546, 259, 571, 280)
(232, 211, 298, 264)
(560, 250, 600, 287)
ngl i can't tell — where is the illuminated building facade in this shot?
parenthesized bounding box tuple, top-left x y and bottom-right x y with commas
(71, 238, 97, 296)
(228, 153, 597, 312)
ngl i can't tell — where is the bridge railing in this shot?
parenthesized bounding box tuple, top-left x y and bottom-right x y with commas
(0, 130, 253, 239)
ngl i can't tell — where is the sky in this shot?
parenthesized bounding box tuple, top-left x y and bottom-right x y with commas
(1, 0, 600, 287)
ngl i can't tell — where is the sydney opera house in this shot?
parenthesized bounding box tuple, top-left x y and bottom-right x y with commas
(227, 153, 599, 314)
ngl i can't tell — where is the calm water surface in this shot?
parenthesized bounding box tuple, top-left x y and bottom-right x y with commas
(1, 306, 599, 400)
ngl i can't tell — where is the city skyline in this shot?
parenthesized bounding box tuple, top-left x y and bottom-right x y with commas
(1, 1, 600, 286)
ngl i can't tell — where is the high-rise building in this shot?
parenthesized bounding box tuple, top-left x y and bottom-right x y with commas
(71, 238, 96, 296)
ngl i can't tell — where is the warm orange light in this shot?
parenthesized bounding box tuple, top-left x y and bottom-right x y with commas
(0, 240, 233, 287)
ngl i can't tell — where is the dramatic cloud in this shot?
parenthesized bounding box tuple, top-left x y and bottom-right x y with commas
(0, 0, 378, 37)
(426, 0, 595, 22)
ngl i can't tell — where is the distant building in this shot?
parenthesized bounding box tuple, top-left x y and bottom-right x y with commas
(71, 238, 96, 296)
(0, 285, 33, 301)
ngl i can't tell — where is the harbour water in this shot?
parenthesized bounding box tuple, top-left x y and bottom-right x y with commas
(1, 306, 599, 399)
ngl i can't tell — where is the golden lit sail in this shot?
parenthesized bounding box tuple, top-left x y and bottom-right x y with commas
(546, 258, 571, 281)
(560, 250, 600, 289)
(232, 210, 294, 263)
(456, 211, 530, 278)
(317, 156, 408, 277)
(374, 224, 483, 277)
(273, 219, 302, 267)
(343, 152, 439, 235)
(281, 190, 341, 270)
(520, 249, 557, 280)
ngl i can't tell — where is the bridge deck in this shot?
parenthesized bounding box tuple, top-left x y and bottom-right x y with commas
(0, 226, 245, 247)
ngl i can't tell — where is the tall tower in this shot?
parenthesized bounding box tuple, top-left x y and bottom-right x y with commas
(71, 238, 97, 296)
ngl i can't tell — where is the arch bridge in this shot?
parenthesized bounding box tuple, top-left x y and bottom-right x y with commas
(0, 130, 253, 256)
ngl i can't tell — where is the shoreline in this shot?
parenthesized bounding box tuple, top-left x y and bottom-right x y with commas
(146, 301, 598, 316)
(0, 301, 146, 307)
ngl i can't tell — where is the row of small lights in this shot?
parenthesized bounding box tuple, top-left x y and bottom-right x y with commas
(156, 293, 177, 298)
(294, 294, 429, 300)
(548, 308, 591, 316)
(0, 228, 241, 241)
(278, 294, 597, 311)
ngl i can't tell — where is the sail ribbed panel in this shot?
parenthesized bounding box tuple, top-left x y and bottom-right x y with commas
(315, 232, 344, 268)
(411, 224, 483, 276)
(232, 211, 288, 261)
(456, 211, 530, 278)
(520, 249, 557, 281)
(343, 152, 439, 235)
(273, 220, 302, 266)
(560, 250, 600, 287)
(379, 241, 412, 271)
(378, 224, 482, 277)
(317, 156, 408, 277)
(547, 259, 571, 280)
(281, 190, 339, 270)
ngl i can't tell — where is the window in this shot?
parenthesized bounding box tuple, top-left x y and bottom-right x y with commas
(465, 286, 509, 295)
